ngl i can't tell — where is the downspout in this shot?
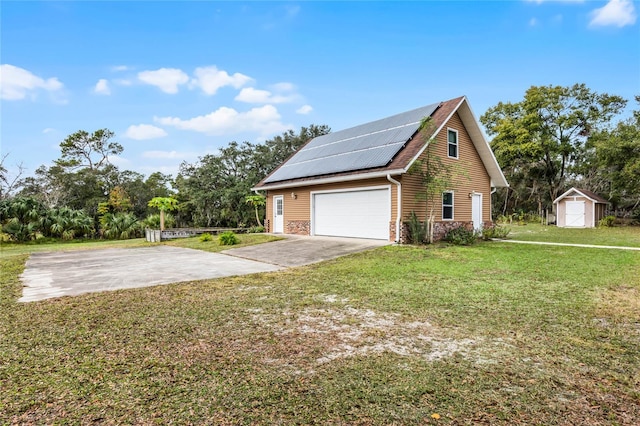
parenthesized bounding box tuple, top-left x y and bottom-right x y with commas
(387, 174, 401, 243)
(490, 187, 497, 224)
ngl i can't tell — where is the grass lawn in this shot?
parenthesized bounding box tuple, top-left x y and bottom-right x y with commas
(506, 223, 640, 247)
(1, 238, 639, 424)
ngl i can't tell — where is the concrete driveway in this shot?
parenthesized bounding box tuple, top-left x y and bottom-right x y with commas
(223, 235, 391, 267)
(19, 236, 390, 302)
(19, 246, 281, 303)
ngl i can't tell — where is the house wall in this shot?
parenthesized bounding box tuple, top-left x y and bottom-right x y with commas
(400, 112, 492, 227)
(264, 177, 398, 237)
(263, 112, 493, 242)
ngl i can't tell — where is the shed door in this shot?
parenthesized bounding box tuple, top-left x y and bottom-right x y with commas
(273, 195, 284, 233)
(565, 201, 585, 227)
(313, 188, 390, 240)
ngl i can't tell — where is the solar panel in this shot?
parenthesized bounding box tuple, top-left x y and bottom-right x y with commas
(264, 102, 440, 183)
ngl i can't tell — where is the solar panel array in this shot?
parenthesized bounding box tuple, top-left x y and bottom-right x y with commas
(264, 102, 440, 183)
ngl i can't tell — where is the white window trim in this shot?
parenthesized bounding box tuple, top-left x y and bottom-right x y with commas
(447, 128, 459, 159)
(442, 190, 454, 221)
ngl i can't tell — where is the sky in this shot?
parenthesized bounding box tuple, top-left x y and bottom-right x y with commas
(1, 0, 638, 182)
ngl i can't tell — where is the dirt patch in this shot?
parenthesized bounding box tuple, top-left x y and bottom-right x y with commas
(247, 293, 511, 372)
(595, 286, 640, 335)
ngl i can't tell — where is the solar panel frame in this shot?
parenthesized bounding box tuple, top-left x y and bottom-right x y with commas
(264, 102, 439, 183)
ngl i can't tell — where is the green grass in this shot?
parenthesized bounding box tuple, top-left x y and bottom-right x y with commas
(507, 223, 640, 247)
(1, 240, 639, 424)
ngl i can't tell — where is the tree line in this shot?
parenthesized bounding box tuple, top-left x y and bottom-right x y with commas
(0, 125, 329, 241)
(1, 83, 638, 242)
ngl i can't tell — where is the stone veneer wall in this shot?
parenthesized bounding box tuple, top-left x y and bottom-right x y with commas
(286, 220, 310, 235)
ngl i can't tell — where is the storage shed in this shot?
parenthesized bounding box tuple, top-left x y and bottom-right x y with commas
(554, 188, 608, 228)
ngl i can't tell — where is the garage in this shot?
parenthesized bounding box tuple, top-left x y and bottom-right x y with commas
(312, 187, 390, 240)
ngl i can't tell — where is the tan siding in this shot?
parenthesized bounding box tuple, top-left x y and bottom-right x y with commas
(401, 112, 491, 222)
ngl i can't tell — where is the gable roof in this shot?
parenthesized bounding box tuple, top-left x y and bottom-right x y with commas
(254, 96, 508, 190)
(553, 187, 609, 204)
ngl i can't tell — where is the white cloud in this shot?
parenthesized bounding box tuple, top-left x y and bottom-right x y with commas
(296, 105, 313, 115)
(142, 150, 197, 160)
(93, 79, 111, 95)
(42, 127, 55, 134)
(271, 82, 296, 92)
(589, 0, 636, 27)
(235, 87, 297, 104)
(137, 68, 189, 94)
(111, 65, 130, 72)
(529, 17, 539, 26)
(107, 155, 131, 168)
(155, 105, 290, 136)
(114, 79, 133, 86)
(0, 64, 64, 101)
(124, 124, 168, 140)
(190, 66, 253, 95)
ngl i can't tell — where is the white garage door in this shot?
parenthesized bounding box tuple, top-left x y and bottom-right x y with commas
(565, 201, 585, 227)
(313, 188, 390, 240)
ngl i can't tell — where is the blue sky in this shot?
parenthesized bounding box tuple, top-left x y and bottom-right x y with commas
(1, 0, 638, 181)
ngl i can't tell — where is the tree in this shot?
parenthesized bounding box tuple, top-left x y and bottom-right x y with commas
(0, 153, 26, 200)
(589, 95, 640, 211)
(0, 197, 45, 242)
(176, 125, 330, 227)
(55, 129, 123, 171)
(245, 194, 266, 227)
(408, 117, 455, 244)
(147, 197, 179, 230)
(481, 84, 626, 213)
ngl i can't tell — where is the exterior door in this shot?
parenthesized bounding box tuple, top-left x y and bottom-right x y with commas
(471, 193, 482, 231)
(273, 196, 284, 233)
(565, 201, 585, 227)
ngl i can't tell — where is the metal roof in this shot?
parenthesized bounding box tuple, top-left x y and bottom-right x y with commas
(264, 102, 440, 183)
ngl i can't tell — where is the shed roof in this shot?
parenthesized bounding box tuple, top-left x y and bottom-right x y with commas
(254, 96, 508, 190)
(553, 187, 609, 204)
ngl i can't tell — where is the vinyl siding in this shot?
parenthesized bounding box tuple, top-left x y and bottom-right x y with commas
(400, 112, 491, 222)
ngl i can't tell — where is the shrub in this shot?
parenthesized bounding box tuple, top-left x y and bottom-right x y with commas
(481, 225, 511, 240)
(199, 233, 213, 242)
(248, 225, 265, 233)
(406, 211, 428, 244)
(218, 231, 239, 246)
(598, 215, 616, 228)
(444, 226, 478, 245)
(143, 213, 175, 230)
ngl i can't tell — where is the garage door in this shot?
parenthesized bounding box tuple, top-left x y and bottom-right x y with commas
(565, 201, 585, 227)
(313, 188, 390, 240)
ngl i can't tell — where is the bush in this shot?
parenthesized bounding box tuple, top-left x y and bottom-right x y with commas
(481, 225, 511, 240)
(444, 226, 478, 245)
(248, 225, 265, 233)
(143, 213, 175, 230)
(406, 211, 427, 244)
(199, 233, 213, 242)
(218, 231, 239, 246)
(598, 215, 616, 228)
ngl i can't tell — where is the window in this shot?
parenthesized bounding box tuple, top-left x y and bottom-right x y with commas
(442, 191, 454, 220)
(276, 198, 283, 216)
(447, 129, 458, 159)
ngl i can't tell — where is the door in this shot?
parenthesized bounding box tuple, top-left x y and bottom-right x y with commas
(273, 195, 284, 233)
(471, 193, 482, 231)
(565, 201, 585, 227)
(313, 188, 390, 240)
